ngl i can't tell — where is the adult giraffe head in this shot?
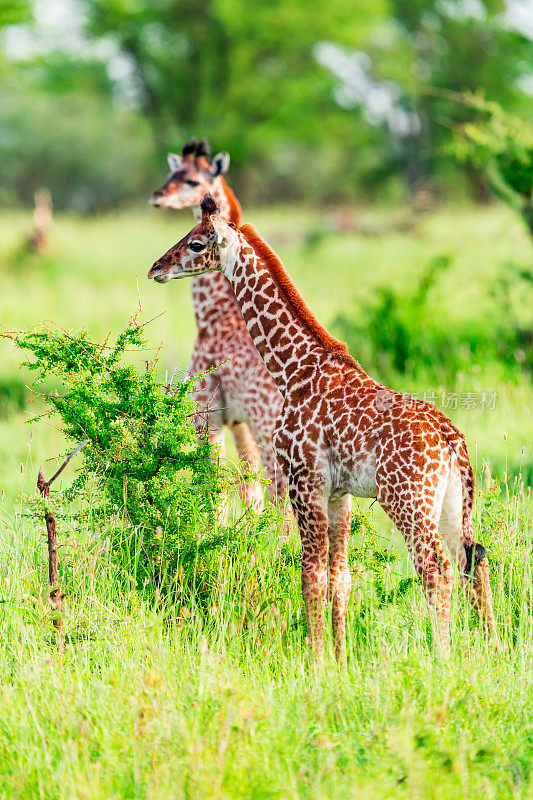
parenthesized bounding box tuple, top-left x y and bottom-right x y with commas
(148, 195, 234, 283)
(149, 138, 231, 211)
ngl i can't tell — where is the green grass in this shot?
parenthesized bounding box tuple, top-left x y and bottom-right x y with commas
(0, 202, 532, 798)
(0, 483, 531, 799)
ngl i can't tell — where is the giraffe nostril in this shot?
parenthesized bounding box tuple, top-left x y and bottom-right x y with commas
(148, 260, 162, 278)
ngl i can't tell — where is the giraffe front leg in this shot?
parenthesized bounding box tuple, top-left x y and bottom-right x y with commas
(289, 483, 328, 667)
(206, 427, 231, 525)
(328, 494, 352, 668)
(230, 422, 265, 513)
(191, 374, 230, 524)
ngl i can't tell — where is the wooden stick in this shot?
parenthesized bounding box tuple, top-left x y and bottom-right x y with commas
(37, 439, 89, 653)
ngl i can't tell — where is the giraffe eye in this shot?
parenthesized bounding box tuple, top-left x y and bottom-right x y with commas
(186, 179, 200, 187)
(189, 241, 205, 252)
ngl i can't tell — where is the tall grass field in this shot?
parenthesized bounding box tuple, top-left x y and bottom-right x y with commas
(0, 203, 531, 799)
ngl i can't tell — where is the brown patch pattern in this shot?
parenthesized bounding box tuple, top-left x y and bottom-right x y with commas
(240, 224, 363, 372)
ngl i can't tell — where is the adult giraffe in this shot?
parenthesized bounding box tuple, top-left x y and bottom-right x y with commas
(148, 195, 498, 665)
(150, 139, 289, 523)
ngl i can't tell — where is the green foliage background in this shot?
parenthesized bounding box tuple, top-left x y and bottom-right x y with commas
(0, 2, 532, 797)
(0, 0, 531, 209)
(453, 93, 533, 235)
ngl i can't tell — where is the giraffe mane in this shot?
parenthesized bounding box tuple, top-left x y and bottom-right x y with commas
(239, 224, 362, 371)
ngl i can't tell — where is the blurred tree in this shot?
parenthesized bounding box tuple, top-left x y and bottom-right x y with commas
(0, 0, 531, 208)
(315, 0, 532, 196)
(83, 0, 387, 199)
(24, 51, 115, 97)
(382, 0, 532, 193)
(0, 72, 155, 211)
(453, 93, 533, 238)
(0, 0, 30, 27)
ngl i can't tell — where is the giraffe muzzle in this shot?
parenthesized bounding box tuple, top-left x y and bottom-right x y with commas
(149, 190, 175, 208)
(147, 261, 172, 282)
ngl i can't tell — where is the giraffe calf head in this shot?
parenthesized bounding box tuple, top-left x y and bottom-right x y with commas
(149, 138, 230, 210)
(148, 195, 235, 283)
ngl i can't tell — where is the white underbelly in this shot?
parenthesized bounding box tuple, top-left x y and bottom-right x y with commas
(346, 467, 377, 498)
(331, 451, 377, 498)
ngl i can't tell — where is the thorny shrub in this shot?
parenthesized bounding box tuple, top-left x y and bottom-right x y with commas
(6, 319, 225, 592)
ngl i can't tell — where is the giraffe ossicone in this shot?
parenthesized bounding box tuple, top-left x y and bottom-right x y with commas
(148, 194, 498, 664)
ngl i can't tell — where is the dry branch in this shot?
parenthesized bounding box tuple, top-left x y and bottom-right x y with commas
(37, 439, 89, 653)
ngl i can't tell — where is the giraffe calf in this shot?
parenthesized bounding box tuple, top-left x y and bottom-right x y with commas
(148, 195, 498, 663)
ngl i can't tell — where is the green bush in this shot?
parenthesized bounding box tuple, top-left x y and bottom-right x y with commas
(5, 319, 224, 592)
(333, 253, 532, 386)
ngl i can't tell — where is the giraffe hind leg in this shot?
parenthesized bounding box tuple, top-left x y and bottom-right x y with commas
(388, 511, 454, 657)
(421, 533, 455, 658)
(379, 487, 454, 657)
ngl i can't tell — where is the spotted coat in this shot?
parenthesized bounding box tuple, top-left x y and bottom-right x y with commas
(148, 196, 498, 663)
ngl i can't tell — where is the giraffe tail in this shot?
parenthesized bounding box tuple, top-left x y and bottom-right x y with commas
(441, 421, 498, 641)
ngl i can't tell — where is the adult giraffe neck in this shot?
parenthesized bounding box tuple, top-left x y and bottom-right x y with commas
(219, 179, 242, 226)
(224, 224, 364, 392)
(191, 179, 242, 226)
(190, 179, 243, 333)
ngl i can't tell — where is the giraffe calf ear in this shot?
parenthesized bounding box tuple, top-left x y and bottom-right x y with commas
(211, 216, 228, 247)
(167, 153, 182, 173)
(209, 152, 230, 179)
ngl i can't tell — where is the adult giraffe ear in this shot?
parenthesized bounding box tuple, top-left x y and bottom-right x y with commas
(167, 153, 182, 173)
(209, 151, 230, 179)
